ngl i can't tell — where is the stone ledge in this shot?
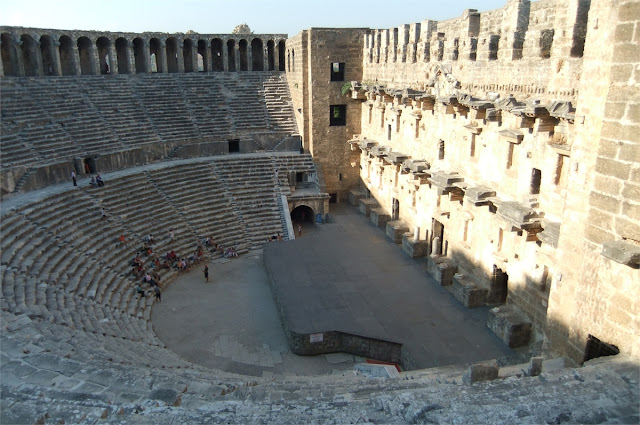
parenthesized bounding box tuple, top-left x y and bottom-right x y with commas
(370, 208, 391, 229)
(386, 220, 409, 244)
(487, 305, 532, 348)
(601, 240, 640, 268)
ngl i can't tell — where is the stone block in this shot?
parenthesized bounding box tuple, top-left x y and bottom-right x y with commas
(358, 198, 378, 217)
(464, 186, 496, 206)
(601, 240, 640, 267)
(386, 221, 409, 244)
(402, 234, 428, 258)
(348, 189, 365, 206)
(496, 201, 541, 230)
(386, 151, 410, 164)
(370, 208, 391, 229)
(451, 274, 488, 308)
(487, 305, 532, 348)
(527, 356, 543, 377)
(538, 219, 560, 248)
(462, 360, 499, 384)
(426, 256, 457, 286)
(595, 157, 631, 180)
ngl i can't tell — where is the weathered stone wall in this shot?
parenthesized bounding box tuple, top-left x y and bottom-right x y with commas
(361, 0, 587, 104)
(350, 0, 639, 362)
(285, 32, 308, 142)
(545, 0, 640, 365)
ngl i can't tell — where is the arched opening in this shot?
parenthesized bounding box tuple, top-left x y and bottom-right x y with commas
(277, 40, 285, 71)
(183, 38, 194, 72)
(197, 39, 208, 72)
(1, 33, 20, 76)
(226, 39, 236, 72)
(290, 205, 315, 237)
(133, 37, 146, 73)
(40, 35, 56, 75)
(251, 38, 263, 71)
(115, 37, 129, 74)
(239, 39, 248, 71)
(20, 34, 39, 76)
(166, 37, 178, 73)
(150, 38, 161, 72)
(96, 36, 111, 74)
(77, 36, 94, 75)
(212, 38, 224, 71)
(59, 35, 75, 75)
(267, 39, 275, 71)
(291, 48, 295, 72)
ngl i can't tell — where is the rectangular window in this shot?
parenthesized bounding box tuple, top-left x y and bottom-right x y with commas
(330, 62, 345, 81)
(329, 105, 346, 126)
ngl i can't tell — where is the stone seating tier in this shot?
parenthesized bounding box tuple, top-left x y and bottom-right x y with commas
(0, 72, 297, 169)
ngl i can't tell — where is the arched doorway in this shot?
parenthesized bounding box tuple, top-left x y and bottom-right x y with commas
(115, 37, 129, 74)
(40, 35, 56, 75)
(251, 38, 263, 71)
(267, 40, 275, 71)
(77, 36, 94, 75)
(226, 39, 236, 72)
(183, 38, 193, 72)
(59, 35, 75, 75)
(133, 37, 146, 73)
(212, 38, 224, 71)
(96, 37, 111, 74)
(149, 38, 161, 72)
(277, 40, 285, 71)
(1, 33, 19, 76)
(197, 39, 208, 72)
(20, 34, 39, 76)
(238, 39, 248, 71)
(290, 205, 315, 237)
(166, 37, 178, 73)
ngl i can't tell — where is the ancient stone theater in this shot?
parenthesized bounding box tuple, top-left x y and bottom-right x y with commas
(1, 0, 638, 423)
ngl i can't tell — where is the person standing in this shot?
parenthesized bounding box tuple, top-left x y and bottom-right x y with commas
(203, 265, 209, 282)
(154, 286, 161, 302)
(71, 170, 77, 186)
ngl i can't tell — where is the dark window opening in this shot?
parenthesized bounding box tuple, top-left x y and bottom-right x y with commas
(228, 139, 240, 153)
(531, 168, 541, 195)
(387, 124, 392, 141)
(330, 105, 346, 126)
(329, 193, 338, 203)
(488, 35, 500, 61)
(583, 335, 619, 363)
(438, 140, 445, 160)
(469, 37, 477, 61)
(540, 29, 554, 59)
(296, 172, 303, 183)
(330, 62, 345, 81)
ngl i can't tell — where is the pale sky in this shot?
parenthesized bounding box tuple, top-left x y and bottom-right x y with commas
(1, 0, 508, 37)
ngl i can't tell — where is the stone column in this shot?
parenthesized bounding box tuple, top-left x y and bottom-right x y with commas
(33, 40, 44, 76)
(176, 41, 185, 73)
(71, 45, 81, 75)
(263, 42, 269, 71)
(191, 43, 198, 72)
(202, 40, 211, 72)
(52, 40, 63, 76)
(142, 39, 151, 73)
(107, 43, 118, 74)
(247, 44, 253, 71)
(126, 42, 135, 74)
(235, 44, 240, 72)
(413, 226, 420, 242)
(15, 38, 26, 76)
(158, 39, 168, 73)
(222, 40, 229, 71)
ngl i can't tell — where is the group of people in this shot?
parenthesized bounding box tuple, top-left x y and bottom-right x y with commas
(72, 169, 105, 187)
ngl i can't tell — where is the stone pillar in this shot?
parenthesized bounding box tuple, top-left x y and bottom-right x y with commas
(263, 41, 269, 71)
(33, 41, 44, 76)
(222, 40, 229, 72)
(235, 44, 240, 72)
(142, 39, 151, 73)
(192, 44, 199, 72)
(52, 40, 63, 76)
(90, 41, 100, 75)
(158, 39, 168, 73)
(413, 226, 420, 242)
(15, 38, 26, 76)
(72, 45, 81, 75)
(431, 236, 441, 256)
(107, 44, 118, 74)
(247, 44, 253, 71)
(176, 41, 185, 73)
(202, 40, 211, 72)
(126, 43, 135, 74)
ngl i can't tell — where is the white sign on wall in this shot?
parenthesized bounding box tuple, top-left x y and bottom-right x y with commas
(310, 333, 323, 343)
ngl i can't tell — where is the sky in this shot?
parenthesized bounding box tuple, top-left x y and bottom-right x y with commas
(1, 0, 508, 37)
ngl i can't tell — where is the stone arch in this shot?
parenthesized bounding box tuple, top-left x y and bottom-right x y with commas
(266, 39, 275, 71)
(59, 35, 75, 75)
(39, 35, 56, 75)
(115, 37, 129, 74)
(20, 34, 39, 76)
(1, 33, 20, 76)
(290, 205, 315, 228)
(96, 36, 111, 74)
(239, 39, 248, 71)
(166, 37, 178, 73)
(149, 38, 162, 72)
(278, 40, 285, 71)
(227, 39, 236, 72)
(197, 39, 208, 72)
(251, 38, 263, 71)
(133, 37, 146, 73)
(77, 36, 94, 75)
(183, 38, 194, 72)
(212, 38, 224, 71)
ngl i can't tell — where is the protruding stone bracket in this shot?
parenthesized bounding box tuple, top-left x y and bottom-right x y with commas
(386, 151, 410, 165)
(496, 201, 542, 231)
(601, 240, 640, 268)
(464, 186, 497, 206)
(537, 219, 560, 248)
(430, 171, 464, 195)
(498, 128, 524, 144)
